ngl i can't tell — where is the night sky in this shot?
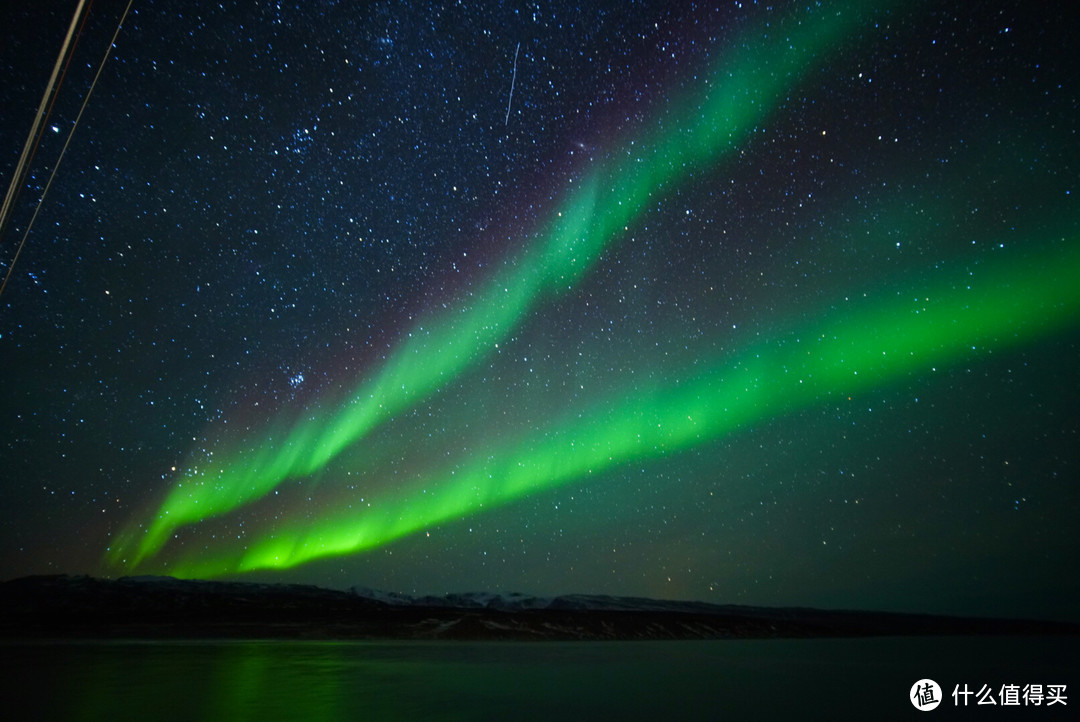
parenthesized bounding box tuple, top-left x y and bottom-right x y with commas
(2, 0, 1077, 622)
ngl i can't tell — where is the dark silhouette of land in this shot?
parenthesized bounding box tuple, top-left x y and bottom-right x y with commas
(2, 575, 1075, 641)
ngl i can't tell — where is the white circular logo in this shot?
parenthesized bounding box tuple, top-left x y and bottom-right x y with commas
(910, 679, 942, 711)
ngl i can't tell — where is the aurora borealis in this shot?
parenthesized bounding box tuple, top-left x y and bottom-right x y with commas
(112, 0, 893, 569)
(164, 237, 1080, 579)
(2, 0, 1078, 621)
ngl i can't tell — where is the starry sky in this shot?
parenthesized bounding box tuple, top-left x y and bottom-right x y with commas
(1, 0, 1077, 621)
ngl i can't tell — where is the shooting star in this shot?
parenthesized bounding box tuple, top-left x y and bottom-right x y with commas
(505, 42, 520, 125)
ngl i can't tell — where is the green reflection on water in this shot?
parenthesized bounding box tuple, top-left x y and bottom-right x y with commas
(4, 637, 1076, 721)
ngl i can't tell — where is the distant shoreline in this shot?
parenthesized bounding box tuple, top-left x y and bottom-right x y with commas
(3, 575, 1076, 642)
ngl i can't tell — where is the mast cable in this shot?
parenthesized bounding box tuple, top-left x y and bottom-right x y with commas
(0, 0, 89, 246)
(0, 0, 134, 300)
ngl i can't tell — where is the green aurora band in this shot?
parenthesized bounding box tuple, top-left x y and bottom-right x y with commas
(164, 237, 1080, 577)
(108, 0, 896, 568)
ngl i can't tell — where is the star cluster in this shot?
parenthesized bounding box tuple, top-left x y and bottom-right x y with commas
(1, 0, 1077, 621)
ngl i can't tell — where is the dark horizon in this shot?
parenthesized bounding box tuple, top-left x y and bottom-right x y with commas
(5, 574, 1078, 642)
(5, 570, 1079, 628)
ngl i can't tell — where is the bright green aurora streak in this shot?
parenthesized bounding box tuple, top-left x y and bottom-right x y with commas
(166, 238, 1080, 578)
(108, 0, 893, 568)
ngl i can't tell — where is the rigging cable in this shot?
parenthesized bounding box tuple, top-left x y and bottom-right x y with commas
(0, 0, 135, 300)
(0, 1, 93, 245)
(0, 0, 90, 248)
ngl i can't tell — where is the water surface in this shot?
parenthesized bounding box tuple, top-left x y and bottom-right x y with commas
(2, 636, 1075, 720)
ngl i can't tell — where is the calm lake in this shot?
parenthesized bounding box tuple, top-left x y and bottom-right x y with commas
(2, 636, 1076, 720)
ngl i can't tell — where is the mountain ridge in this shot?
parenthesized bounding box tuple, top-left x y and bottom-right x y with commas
(2, 575, 1076, 641)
